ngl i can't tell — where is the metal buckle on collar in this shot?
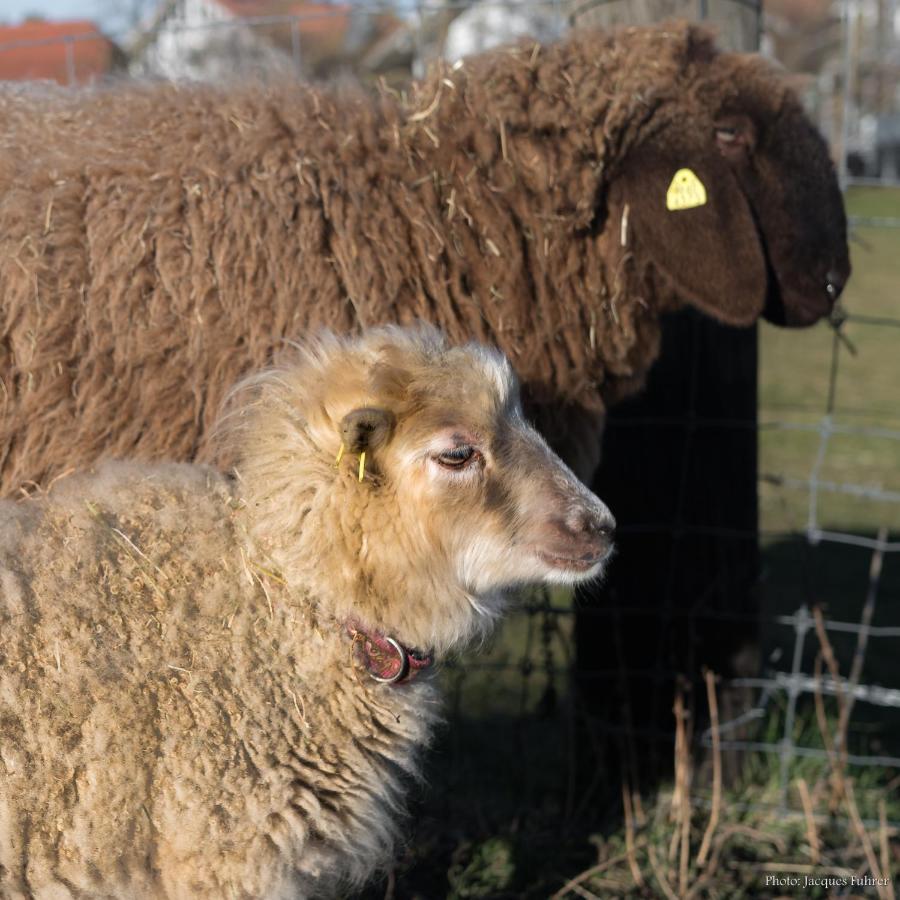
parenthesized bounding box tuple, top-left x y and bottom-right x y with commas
(367, 636, 409, 684)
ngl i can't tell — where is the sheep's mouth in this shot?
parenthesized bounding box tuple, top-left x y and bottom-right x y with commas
(536, 550, 605, 573)
(755, 214, 847, 329)
(788, 296, 832, 326)
(764, 280, 834, 328)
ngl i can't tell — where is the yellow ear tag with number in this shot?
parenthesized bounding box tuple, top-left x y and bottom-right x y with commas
(666, 168, 707, 211)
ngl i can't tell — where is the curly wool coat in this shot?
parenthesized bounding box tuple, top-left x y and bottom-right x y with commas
(0, 22, 848, 492)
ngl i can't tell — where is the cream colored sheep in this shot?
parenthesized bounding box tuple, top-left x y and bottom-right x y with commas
(0, 326, 613, 899)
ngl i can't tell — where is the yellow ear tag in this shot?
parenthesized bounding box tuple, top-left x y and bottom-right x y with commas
(666, 168, 707, 211)
(334, 443, 345, 467)
(358, 451, 366, 483)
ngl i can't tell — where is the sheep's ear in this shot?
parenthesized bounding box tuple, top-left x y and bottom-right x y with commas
(610, 136, 767, 326)
(339, 407, 396, 454)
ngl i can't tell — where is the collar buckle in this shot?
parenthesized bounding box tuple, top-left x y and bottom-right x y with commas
(346, 621, 433, 685)
(367, 636, 410, 684)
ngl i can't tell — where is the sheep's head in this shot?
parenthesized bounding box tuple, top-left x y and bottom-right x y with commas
(605, 25, 850, 328)
(224, 326, 615, 654)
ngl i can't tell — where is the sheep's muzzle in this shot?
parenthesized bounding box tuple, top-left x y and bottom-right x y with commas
(538, 509, 616, 572)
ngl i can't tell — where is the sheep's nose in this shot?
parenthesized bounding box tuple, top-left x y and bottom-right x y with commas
(563, 508, 616, 559)
(825, 269, 846, 302)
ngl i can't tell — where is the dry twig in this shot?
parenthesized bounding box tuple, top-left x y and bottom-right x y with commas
(669, 686, 690, 860)
(811, 639, 848, 810)
(696, 669, 722, 868)
(879, 800, 896, 900)
(622, 781, 645, 888)
(796, 778, 820, 865)
(844, 779, 889, 900)
(647, 843, 679, 900)
(550, 843, 647, 900)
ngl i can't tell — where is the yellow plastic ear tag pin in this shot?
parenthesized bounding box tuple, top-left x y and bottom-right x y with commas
(358, 451, 366, 483)
(666, 168, 707, 211)
(334, 443, 345, 467)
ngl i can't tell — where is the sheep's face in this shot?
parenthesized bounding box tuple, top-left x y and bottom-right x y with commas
(699, 62, 851, 327)
(713, 90, 850, 327)
(607, 41, 850, 330)
(388, 399, 616, 593)
(326, 334, 615, 650)
(235, 328, 615, 653)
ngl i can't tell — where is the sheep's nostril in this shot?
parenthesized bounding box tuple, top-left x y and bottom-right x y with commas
(825, 270, 845, 301)
(592, 520, 616, 556)
(567, 511, 597, 534)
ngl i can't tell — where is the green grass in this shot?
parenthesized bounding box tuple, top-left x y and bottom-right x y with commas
(759, 186, 900, 535)
(758, 186, 900, 762)
(441, 587, 574, 719)
(563, 693, 900, 898)
(559, 747, 900, 899)
(844, 186, 900, 218)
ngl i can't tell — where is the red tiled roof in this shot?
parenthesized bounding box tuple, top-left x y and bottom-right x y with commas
(0, 20, 115, 85)
(215, 0, 351, 36)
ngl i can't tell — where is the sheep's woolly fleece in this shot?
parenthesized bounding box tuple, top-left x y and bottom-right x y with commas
(0, 459, 436, 899)
(0, 22, 847, 495)
(0, 326, 615, 898)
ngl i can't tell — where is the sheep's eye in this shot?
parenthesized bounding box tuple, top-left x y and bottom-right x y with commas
(435, 446, 479, 470)
(715, 127, 738, 143)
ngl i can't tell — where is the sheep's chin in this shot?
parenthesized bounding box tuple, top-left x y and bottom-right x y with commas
(533, 553, 609, 586)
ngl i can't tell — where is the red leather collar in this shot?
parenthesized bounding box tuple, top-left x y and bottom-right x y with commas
(346, 621, 434, 685)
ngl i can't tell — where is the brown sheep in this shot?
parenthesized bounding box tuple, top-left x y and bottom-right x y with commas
(0, 22, 849, 494)
(0, 326, 614, 898)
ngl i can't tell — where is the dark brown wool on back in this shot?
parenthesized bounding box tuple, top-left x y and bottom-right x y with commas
(0, 22, 848, 492)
